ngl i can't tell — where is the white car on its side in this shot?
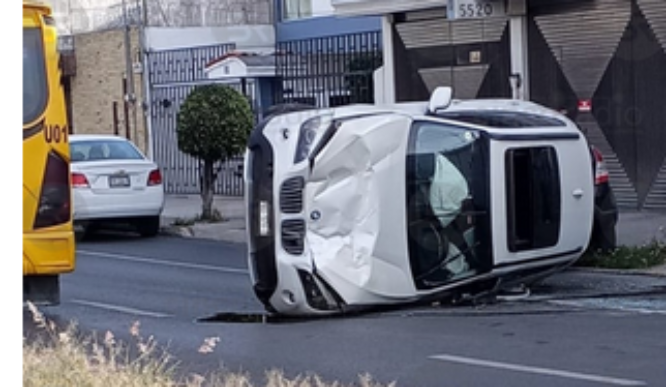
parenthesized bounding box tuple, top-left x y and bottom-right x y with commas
(69, 134, 165, 239)
(244, 87, 595, 317)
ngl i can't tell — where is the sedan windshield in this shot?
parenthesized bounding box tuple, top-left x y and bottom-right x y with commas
(71, 140, 145, 162)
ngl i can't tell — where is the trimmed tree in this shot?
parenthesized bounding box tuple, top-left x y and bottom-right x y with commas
(176, 84, 254, 220)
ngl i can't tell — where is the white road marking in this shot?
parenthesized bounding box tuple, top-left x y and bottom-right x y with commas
(70, 299, 172, 318)
(77, 250, 249, 275)
(430, 354, 647, 386)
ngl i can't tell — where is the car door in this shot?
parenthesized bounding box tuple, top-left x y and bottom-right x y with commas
(488, 132, 594, 269)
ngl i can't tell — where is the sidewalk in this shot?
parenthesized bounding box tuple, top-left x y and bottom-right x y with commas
(160, 195, 246, 244)
(160, 195, 666, 274)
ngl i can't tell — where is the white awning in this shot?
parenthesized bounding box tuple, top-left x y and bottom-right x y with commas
(331, 0, 446, 16)
(204, 55, 275, 80)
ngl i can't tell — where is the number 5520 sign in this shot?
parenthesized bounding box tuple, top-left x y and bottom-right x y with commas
(447, 0, 506, 20)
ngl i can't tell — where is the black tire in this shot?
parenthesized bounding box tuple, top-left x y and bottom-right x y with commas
(136, 216, 160, 238)
(74, 221, 96, 242)
(588, 219, 617, 254)
(24, 275, 60, 306)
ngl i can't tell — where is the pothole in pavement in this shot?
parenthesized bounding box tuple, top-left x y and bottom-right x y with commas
(196, 312, 284, 324)
(195, 312, 329, 324)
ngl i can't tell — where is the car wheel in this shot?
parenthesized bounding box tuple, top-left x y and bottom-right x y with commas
(588, 219, 617, 254)
(136, 216, 160, 238)
(74, 221, 96, 242)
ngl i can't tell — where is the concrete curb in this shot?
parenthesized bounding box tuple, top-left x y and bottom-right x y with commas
(569, 266, 666, 278)
(159, 219, 247, 244)
(160, 225, 195, 238)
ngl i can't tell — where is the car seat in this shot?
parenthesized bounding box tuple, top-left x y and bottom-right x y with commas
(108, 144, 127, 159)
(71, 151, 85, 162)
(406, 152, 452, 288)
(87, 144, 105, 160)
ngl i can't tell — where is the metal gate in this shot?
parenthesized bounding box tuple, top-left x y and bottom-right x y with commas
(391, 8, 512, 102)
(147, 43, 257, 196)
(275, 31, 383, 107)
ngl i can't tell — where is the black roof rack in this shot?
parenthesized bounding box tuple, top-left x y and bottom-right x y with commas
(433, 110, 567, 129)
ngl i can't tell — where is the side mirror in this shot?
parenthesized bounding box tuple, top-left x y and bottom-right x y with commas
(428, 86, 453, 114)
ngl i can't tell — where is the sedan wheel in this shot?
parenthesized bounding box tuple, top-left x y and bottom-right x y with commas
(136, 216, 160, 238)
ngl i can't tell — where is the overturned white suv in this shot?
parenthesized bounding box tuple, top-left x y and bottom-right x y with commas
(244, 87, 594, 317)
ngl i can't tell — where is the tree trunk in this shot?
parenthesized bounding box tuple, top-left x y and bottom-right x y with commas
(200, 160, 215, 220)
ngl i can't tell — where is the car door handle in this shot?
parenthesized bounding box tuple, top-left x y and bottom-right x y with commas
(572, 189, 584, 199)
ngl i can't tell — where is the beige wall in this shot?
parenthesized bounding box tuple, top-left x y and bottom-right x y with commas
(70, 27, 148, 154)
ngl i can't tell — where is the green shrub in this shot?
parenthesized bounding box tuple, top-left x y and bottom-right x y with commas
(578, 240, 666, 269)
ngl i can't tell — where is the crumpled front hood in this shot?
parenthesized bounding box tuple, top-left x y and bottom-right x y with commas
(304, 113, 418, 302)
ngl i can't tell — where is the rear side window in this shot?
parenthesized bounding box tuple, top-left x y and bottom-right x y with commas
(23, 27, 48, 125)
(71, 140, 145, 162)
(505, 146, 561, 252)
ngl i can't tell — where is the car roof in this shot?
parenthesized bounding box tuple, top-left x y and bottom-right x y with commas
(69, 134, 132, 143)
(338, 99, 566, 121)
(317, 97, 577, 134)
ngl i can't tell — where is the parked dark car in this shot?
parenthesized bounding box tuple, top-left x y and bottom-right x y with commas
(588, 145, 618, 253)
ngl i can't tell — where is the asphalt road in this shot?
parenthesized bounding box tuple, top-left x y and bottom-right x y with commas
(24, 233, 666, 387)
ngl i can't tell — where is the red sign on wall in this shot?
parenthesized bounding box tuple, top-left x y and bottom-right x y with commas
(578, 100, 592, 112)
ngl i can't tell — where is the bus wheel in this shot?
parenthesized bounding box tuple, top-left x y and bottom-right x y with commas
(24, 275, 60, 306)
(74, 221, 95, 241)
(136, 216, 160, 238)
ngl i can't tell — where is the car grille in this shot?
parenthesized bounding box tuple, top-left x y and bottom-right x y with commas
(280, 176, 304, 214)
(281, 219, 306, 255)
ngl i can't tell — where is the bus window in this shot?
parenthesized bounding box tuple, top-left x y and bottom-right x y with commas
(23, 27, 48, 125)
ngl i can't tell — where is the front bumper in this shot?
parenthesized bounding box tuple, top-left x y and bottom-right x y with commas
(73, 188, 165, 220)
(245, 122, 341, 316)
(23, 230, 75, 275)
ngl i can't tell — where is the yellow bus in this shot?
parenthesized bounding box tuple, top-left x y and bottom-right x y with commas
(23, 1, 75, 305)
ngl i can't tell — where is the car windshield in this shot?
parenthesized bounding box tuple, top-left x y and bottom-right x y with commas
(23, 27, 48, 125)
(71, 140, 145, 162)
(406, 121, 490, 290)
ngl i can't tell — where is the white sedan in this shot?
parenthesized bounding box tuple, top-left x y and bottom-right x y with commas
(244, 87, 595, 316)
(69, 135, 165, 239)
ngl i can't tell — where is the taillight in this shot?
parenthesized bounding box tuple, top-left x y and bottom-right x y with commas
(147, 169, 162, 186)
(592, 147, 609, 185)
(34, 151, 71, 229)
(71, 172, 89, 188)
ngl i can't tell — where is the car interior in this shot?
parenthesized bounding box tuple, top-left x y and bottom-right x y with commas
(406, 152, 480, 290)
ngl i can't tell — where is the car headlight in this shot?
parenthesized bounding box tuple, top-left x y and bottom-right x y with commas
(294, 113, 333, 164)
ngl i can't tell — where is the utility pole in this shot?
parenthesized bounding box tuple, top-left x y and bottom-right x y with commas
(122, 0, 138, 143)
(139, 0, 151, 157)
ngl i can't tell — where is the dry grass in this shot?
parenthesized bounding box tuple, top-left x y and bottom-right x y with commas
(23, 302, 396, 387)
